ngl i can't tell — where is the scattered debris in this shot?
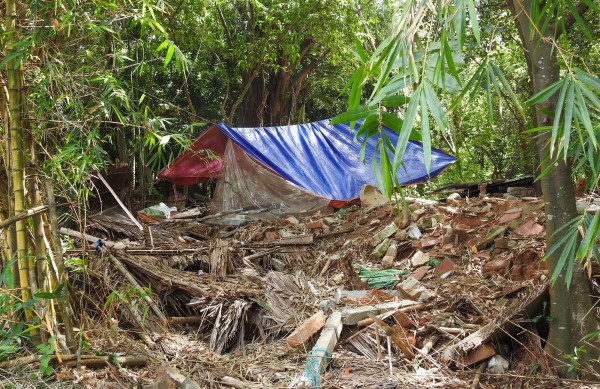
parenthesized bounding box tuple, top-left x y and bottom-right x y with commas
(58, 189, 583, 388)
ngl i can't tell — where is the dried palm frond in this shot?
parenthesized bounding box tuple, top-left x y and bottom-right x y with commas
(209, 300, 251, 353)
(210, 239, 234, 280)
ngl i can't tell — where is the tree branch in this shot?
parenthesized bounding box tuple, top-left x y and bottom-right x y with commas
(216, 5, 234, 49)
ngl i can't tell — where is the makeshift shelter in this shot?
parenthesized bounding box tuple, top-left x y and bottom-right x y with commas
(159, 119, 456, 218)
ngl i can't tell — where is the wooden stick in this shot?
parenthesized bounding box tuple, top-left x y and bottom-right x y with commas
(221, 376, 263, 389)
(315, 227, 355, 240)
(357, 304, 427, 327)
(420, 335, 439, 356)
(108, 254, 166, 323)
(318, 258, 332, 277)
(243, 247, 280, 261)
(470, 361, 487, 389)
(96, 172, 143, 231)
(387, 335, 393, 375)
(0, 203, 67, 230)
(168, 316, 205, 325)
(0, 354, 146, 369)
(59, 228, 130, 250)
(63, 356, 147, 369)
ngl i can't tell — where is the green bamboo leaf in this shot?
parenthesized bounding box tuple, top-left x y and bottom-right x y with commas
(526, 79, 562, 106)
(485, 66, 493, 122)
(380, 142, 393, 198)
(577, 211, 600, 260)
(371, 39, 403, 100)
(420, 90, 431, 173)
(466, 0, 480, 43)
(381, 95, 410, 107)
(354, 113, 379, 140)
(549, 232, 577, 285)
(545, 216, 581, 258)
(353, 35, 369, 62)
(381, 111, 404, 134)
(372, 142, 385, 194)
(574, 84, 598, 149)
(564, 0, 593, 40)
(560, 79, 575, 159)
(564, 235, 577, 287)
(450, 62, 485, 111)
(574, 68, 600, 91)
(164, 44, 175, 66)
(393, 85, 422, 171)
(359, 139, 368, 163)
(373, 72, 415, 103)
(580, 0, 600, 12)
(487, 64, 501, 96)
(424, 82, 448, 131)
(154, 39, 169, 52)
(578, 84, 600, 110)
(490, 62, 526, 118)
(331, 105, 378, 124)
(550, 77, 570, 156)
(348, 66, 366, 110)
(443, 40, 461, 86)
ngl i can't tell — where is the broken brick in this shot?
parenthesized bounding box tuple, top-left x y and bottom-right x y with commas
(286, 311, 327, 348)
(393, 311, 416, 329)
(515, 219, 544, 236)
(462, 343, 496, 366)
(411, 266, 431, 281)
(307, 221, 323, 230)
(482, 258, 509, 276)
(436, 258, 455, 277)
(265, 231, 280, 241)
(498, 207, 523, 224)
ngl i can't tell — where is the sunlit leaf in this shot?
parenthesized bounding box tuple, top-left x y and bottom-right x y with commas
(331, 105, 378, 125)
(420, 90, 431, 173)
(393, 84, 422, 171)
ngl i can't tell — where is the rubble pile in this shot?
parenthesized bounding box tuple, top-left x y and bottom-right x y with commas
(59, 188, 600, 388)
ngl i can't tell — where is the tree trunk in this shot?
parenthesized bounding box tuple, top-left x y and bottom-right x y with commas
(509, 0, 599, 377)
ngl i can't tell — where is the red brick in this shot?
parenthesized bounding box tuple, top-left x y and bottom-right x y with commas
(307, 221, 323, 229)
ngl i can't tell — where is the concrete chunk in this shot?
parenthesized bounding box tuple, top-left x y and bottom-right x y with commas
(372, 223, 399, 246)
(341, 301, 417, 325)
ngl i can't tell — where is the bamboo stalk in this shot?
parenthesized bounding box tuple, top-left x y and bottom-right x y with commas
(96, 172, 143, 231)
(46, 180, 76, 350)
(6, 0, 33, 324)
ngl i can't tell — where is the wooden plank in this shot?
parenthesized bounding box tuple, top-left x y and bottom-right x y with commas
(301, 311, 343, 388)
(286, 311, 327, 348)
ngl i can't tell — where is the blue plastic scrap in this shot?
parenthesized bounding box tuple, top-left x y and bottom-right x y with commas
(217, 119, 456, 201)
(302, 348, 332, 388)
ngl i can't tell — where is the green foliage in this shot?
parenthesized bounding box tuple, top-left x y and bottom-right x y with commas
(333, 0, 532, 198)
(0, 260, 57, 376)
(36, 338, 55, 376)
(544, 212, 600, 286)
(562, 346, 588, 374)
(103, 285, 152, 324)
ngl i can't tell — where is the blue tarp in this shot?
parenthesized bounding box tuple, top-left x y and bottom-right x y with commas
(215, 119, 456, 201)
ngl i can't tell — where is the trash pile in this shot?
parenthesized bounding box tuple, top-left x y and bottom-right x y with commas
(54, 186, 600, 388)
